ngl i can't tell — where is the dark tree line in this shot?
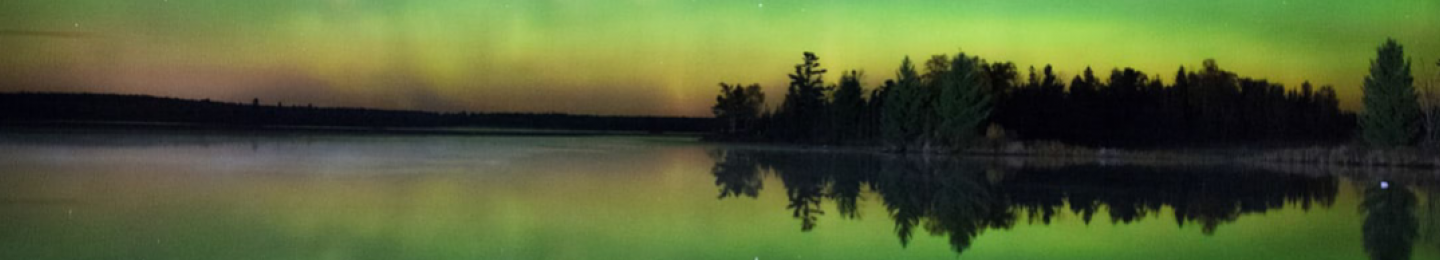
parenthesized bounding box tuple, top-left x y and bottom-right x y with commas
(714, 52, 1356, 148)
(709, 148, 1340, 255)
(0, 93, 712, 133)
(998, 60, 1351, 146)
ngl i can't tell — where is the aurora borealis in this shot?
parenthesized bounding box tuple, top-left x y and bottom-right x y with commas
(2, 0, 1437, 116)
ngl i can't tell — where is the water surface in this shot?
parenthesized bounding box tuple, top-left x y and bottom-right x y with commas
(1, 130, 1437, 259)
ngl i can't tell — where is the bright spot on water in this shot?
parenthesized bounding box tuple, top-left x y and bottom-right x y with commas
(1380, 181, 1389, 189)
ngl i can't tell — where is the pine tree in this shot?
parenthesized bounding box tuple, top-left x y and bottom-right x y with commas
(1361, 39, 1420, 147)
(933, 53, 992, 146)
(864, 80, 890, 141)
(882, 56, 924, 145)
(831, 70, 866, 141)
(780, 52, 830, 142)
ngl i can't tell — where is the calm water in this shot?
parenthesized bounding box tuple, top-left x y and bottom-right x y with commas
(1, 130, 1438, 260)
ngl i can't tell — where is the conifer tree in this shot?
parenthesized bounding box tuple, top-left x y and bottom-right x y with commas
(933, 53, 992, 146)
(780, 52, 830, 141)
(882, 57, 924, 145)
(831, 70, 866, 141)
(1360, 39, 1420, 147)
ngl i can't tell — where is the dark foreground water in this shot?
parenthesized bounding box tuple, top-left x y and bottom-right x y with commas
(1, 130, 1437, 260)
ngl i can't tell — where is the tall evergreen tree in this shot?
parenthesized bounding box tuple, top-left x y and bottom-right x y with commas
(1025, 66, 1039, 89)
(831, 70, 866, 141)
(1172, 66, 1194, 140)
(864, 80, 891, 140)
(883, 57, 925, 145)
(933, 53, 992, 146)
(1071, 67, 1100, 101)
(982, 61, 1019, 134)
(1361, 39, 1420, 147)
(780, 52, 830, 141)
(1040, 65, 1062, 94)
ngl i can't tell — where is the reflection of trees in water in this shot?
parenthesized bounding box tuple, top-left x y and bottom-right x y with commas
(1362, 182, 1418, 260)
(890, 159, 1014, 253)
(1425, 187, 1440, 256)
(999, 166, 1339, 235)
(777, 155, 828, 231)
(710, 149, 764, 199)
(709, 148, 1340, 255)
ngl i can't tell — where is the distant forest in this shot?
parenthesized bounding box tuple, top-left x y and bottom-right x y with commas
(0, 93, 712, 133)
(714, 52, 1368, 148)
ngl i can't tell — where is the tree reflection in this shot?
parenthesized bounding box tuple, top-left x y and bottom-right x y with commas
(997, 165, 1339, 235)
(1425, 186, 1440, 255)
(778, 159, 826, 231)
(1362, 181, 1418, 260)
(709, 148, 1339, 255)
(710, 149, 763, 199)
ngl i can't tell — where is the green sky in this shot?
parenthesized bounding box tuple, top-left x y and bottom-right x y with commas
(1, 0, 1437, 116)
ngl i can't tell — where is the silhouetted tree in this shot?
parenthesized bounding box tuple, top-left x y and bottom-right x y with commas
(933, 53, 991, 146)
(1067, 67, 1103, 141)
(713, 83, 766, 135)
(982, 61, 1020, 134)
(1361, 39, 1420, 147)
(831, 70, 866, 142)
(716, 49, 1357, 148)
(777, 52, 831, 142)
(982, 61, 1019, 99)
(882, 57, 927, 146)
(862, 80, 890, 142)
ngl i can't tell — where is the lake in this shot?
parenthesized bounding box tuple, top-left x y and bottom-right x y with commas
(1, 130, 1437, 260)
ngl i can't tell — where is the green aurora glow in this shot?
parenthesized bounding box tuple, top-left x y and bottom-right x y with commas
(1, 0, 1437, 116)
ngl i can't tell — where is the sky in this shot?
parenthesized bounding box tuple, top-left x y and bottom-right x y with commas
(1, 0, 1438, 117)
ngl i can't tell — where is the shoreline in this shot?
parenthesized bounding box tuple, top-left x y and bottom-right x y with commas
(5, 121, 1437, 174)
(0, 120, 703, 138)
(704, 136, 1440, 172)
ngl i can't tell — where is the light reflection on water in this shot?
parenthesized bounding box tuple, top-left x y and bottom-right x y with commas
(0, 130, 1437, 260)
